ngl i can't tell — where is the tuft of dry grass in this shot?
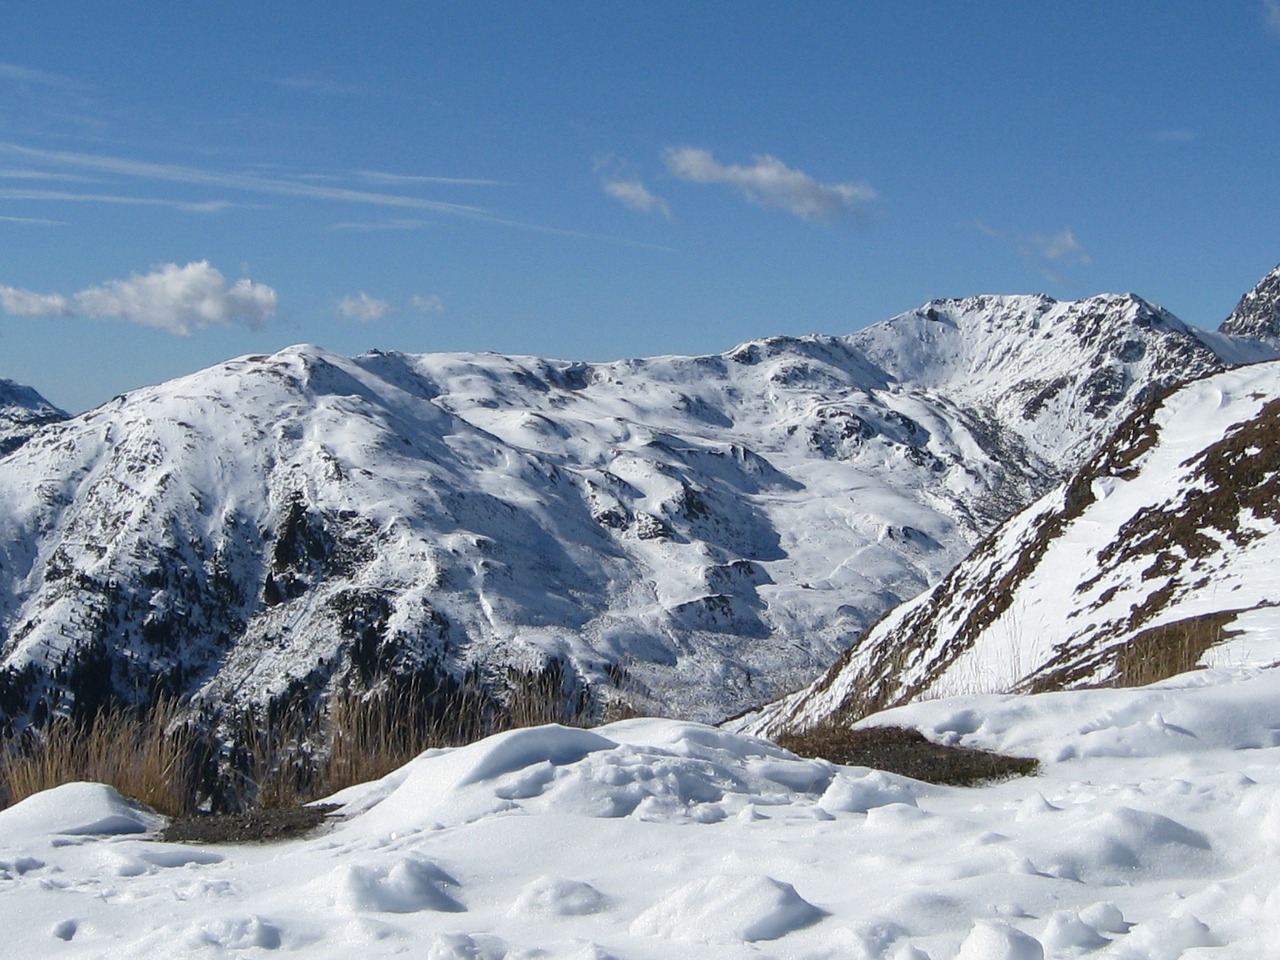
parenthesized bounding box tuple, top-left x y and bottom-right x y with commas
(0, 659, 625, 818)
(0, 697, 203, 817)
(1106, 611, 1238, 688)
(775, 723, 1038, 787)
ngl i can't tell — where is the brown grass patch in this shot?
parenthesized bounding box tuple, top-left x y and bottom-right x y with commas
(1106, 611, 1240, 688)
(775, 724, 1038, 786)
(0, 697, 203, 816)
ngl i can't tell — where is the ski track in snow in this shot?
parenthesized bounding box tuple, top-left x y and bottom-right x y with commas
(4, 662, 1280, 958)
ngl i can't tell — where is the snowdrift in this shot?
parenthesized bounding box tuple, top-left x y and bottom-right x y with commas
(4, 664, 1280, 956)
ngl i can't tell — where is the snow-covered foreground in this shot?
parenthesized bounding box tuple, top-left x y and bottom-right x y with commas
(6, 668, 1280, 958)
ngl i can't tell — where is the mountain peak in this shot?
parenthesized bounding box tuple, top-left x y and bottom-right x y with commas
(1220, 263, 1280, 340)
(0, 377, 66, 456)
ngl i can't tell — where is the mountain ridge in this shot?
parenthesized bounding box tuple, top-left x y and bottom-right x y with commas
(0, 285, 1273, 730)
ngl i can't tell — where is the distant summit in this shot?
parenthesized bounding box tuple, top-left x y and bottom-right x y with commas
(0, 378, 65, 456)
(1220, 263, 1280, 340)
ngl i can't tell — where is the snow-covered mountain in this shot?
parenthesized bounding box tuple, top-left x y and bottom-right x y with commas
(1220, 263, 1280, 341)
(0, 290, 1267, 727)
(741, 356, 1280, 737)
(0, 379, 65, 456)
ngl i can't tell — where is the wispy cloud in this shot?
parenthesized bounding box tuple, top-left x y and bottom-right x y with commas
(338, 292, 392, 323)
(0, 142, 489, 217)
(330, 218, 429, 231)
(0, 187, 236, 213)
(0, 61, 86, 91)
(0, 141, 669, 249)
(0, 261, 277, 334)
(411, 294, 444, 314)
(976, 221, 1091, 283)
(356, 169, 503, 188)
(1030, 228, 1090, 265)
(602, 179, 671, 218)
(0, 168, 98, 182)
(0, 215, 65, 226)
(664, 147, 876, 221)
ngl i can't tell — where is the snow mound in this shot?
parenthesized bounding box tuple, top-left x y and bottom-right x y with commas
(954, 920, 1044, 960)
(3, 673, 1280, 956)
(629, 873, 825, 943)
(509, 875, 608, 918)
(0, 782, 162, 839)
(332, 719, 857, 833)
(314, 856, 465, 914)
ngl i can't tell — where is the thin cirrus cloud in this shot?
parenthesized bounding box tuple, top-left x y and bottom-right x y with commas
(0, 142, 491, 217)
(663, 147, 877, 222)
(411, 294, 444, 314)
(0, 261, 278, 335)
(602, 179, 671, 219)
(0, 188, 238, 214)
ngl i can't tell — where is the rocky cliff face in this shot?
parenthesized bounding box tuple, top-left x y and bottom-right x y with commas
(1220, 264, 1280, 341)
(0, 290, 1266, 728)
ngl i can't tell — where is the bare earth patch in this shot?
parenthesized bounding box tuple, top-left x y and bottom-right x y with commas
(161, 803, 340, 844)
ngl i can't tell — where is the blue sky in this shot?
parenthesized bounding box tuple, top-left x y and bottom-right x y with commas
(2, 2, 1279, 413)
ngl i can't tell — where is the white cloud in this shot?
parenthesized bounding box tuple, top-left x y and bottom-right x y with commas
(0, 286, 71, 317)
(602, 179, 671, 218)
(1032, 228, 1090, 264)
(1, 261, 277, 334)
(663, 147, 876, 221)
(411, 294, 444, 313)
(338, 292, 391, 323)
(73, 261, 277, 334)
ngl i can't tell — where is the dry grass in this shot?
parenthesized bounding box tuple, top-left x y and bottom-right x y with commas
(0, 697, 203, 816)
(1106, 611, 1238, 688)
(1, 661, 625, 818)
(775, 723, 1038, 787)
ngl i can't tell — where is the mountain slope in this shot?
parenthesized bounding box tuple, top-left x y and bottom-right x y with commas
(0, 292, 1263, 727)
(741, 358, 1280, 736)
(0, 379, 65, 456)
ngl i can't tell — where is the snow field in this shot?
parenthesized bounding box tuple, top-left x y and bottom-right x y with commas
(3, 665, 1280, 956)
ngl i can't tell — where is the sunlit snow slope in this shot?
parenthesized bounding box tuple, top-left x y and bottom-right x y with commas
(0, 291, 1267, 724)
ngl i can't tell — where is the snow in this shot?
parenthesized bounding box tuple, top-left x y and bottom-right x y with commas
(5, 666, 1280, 957)
(0, 290, 1255, 728)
